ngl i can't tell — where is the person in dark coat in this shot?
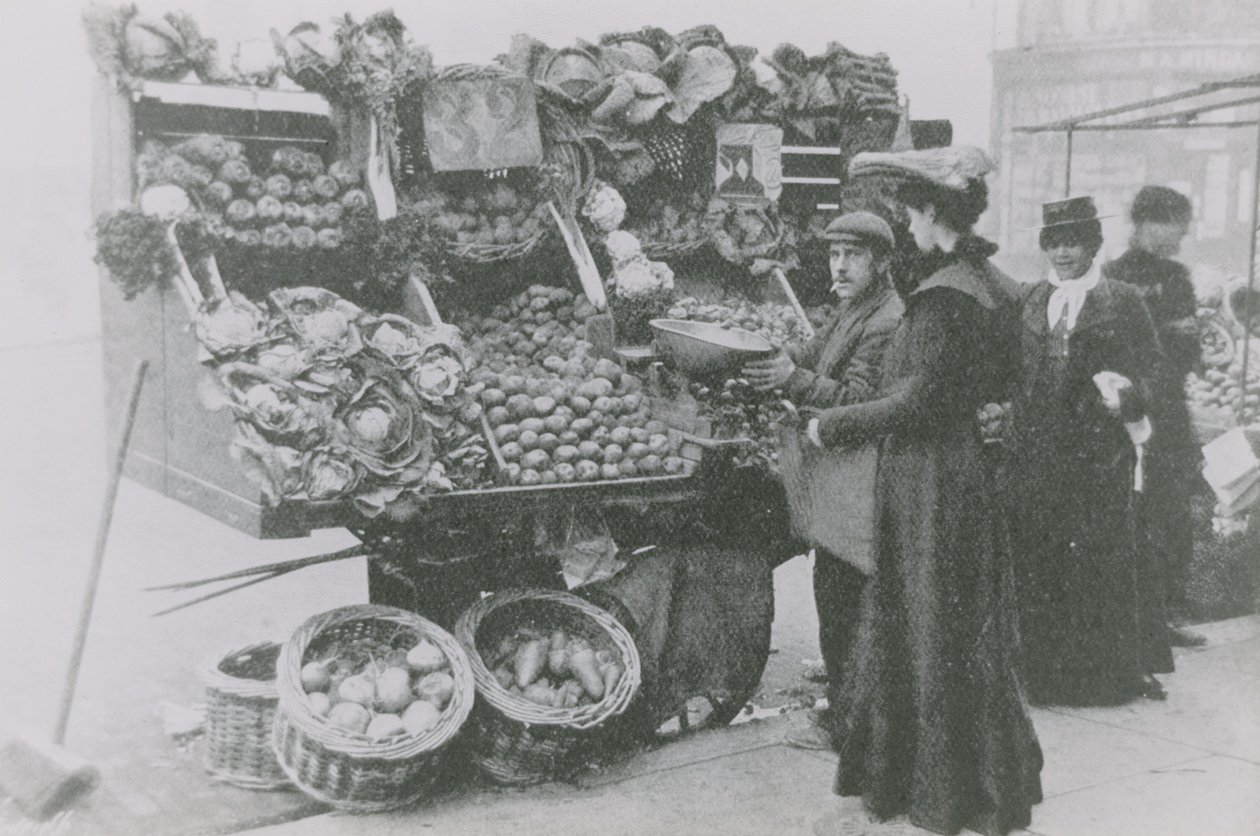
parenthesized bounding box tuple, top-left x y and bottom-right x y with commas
(743, 211, 904, 750)
(1102, 186, 1205, 647)
(1009, 196, 1174, 706)
(807, 146, 1043, 836)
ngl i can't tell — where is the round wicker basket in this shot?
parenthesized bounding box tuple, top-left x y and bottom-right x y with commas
(454, 588, 641, 785)
(271, 605, 475, 813)
(200, 642, 288, 790)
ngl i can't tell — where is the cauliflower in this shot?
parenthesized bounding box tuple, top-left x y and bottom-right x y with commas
(581, 181, 627, 233)
(138, 185, 191, 222)
(604, 230, 644, 269)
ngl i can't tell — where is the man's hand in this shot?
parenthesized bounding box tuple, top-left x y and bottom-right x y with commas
(742, 350, 796, 392)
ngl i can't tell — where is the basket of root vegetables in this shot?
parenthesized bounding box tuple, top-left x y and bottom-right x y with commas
(271, 605, 475, 812)
(454, 588, 641, 785)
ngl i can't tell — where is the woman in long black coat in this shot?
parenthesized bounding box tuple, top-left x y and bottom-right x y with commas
(1009, 196, 1174, 706)
(808, 147, 1042, 836)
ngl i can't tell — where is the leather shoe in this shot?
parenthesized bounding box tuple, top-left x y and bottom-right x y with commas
(1168, 625, 1208, 648)
(1139, 675, 1167, 701)
(785, 722, 832, 750)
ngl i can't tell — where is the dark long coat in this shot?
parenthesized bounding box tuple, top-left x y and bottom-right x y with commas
(815, 239, 1043, 836)
(1103, 248, 1202, 610)
(1009, 278, 1174, 705)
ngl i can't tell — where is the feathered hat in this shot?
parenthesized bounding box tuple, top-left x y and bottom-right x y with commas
(847, 145, 994, 191)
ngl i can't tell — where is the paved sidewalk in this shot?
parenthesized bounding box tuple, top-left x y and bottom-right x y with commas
(241, 616, 1260, 836)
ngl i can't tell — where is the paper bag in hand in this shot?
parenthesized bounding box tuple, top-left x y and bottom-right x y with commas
(778, 410, 878, 575)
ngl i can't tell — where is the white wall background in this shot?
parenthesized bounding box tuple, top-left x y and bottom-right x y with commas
(0, 0, 1007, 348)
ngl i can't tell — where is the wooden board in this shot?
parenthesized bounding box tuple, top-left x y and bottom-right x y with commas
(421, 77, 543, 171)
(716, 123, 783, 204)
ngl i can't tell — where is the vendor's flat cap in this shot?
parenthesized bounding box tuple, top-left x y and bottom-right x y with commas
(823, 211, 895, 249)
(848, 145, 994, 191)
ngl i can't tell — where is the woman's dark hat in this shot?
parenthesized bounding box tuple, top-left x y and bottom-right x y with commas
(1029, 195, 1114, 230)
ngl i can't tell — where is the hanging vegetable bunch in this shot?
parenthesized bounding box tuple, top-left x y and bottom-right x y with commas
(760, 42, 899, 144)
(82, 3, 222, 86)
(622, 191, 710, 254)
(92, 207, 184, 300)
(272, 11, 433, 159)
(194, 287, 490, 520)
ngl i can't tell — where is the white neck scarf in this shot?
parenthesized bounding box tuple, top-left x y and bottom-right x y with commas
(1046, 261, 1101, 332)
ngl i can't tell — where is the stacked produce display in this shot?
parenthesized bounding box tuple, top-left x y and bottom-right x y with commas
(150, 139, 369, 252)
(85, 6, 903, 804)
(1186, 362, 1260, 427)
(192, 287, 491, 519)
(457, 284, 691, 485)
(1186, 277, 1260, 429)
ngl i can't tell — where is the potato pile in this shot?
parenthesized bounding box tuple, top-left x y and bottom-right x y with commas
(665, 295, 811, 348)
(1186, 361, 1260, 425)
(298, 635, 457, 740)
(409, 184, 550, 246)
(487, 626, 623, 709)
(142, 135, 370, 250)
(459, 284, 688, 484)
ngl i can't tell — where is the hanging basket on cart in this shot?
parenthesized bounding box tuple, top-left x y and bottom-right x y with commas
(625, 190, 713, 261)
(454, 588, 641, 785)
(704, 197, 797, 276)
(397, 63, 595, 267)
(271, 605, 475, 813)
(200, 641, 288, 790)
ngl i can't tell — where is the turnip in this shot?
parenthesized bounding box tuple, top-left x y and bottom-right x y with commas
(366, 714, 406, 739)
(401, 700, 440, 736)
(300, 661, 330, 693)
(327, 702, 370, 734)
(307, 692, 331, 717)
(337, 674, 375, 706)
(373, 667, 413, 713)
(405, 640, 446, 674)
(415, 672, 455, 709)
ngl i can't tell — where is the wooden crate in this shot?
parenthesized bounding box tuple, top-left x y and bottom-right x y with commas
(94, 79, 408, 538)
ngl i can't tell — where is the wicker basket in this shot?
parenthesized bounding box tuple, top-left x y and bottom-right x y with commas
(271, 605, 475, 813)
(200, 642, 288, 790)
(640, 237, 710, 260)
(454, 588, 641, 785)
(410, 63, 594, 266)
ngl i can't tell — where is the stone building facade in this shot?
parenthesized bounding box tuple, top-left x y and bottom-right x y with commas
(990, 0, 1260, 279)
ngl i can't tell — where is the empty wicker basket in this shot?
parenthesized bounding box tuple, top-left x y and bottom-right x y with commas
(200, 641, 287, 790)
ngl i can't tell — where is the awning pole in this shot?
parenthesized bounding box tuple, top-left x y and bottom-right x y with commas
(1064, 127, 1074, 197)
(1238, 117, 1260, 423)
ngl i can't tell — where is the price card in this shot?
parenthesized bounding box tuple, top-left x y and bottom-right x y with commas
(716, 123, 783, 204)
(421, 77, 544, 172)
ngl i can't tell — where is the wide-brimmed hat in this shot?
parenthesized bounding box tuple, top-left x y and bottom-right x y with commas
(847, 145, 994, 191)
(1029, 195, 1115, 230)
(822, 211, 895, 250)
